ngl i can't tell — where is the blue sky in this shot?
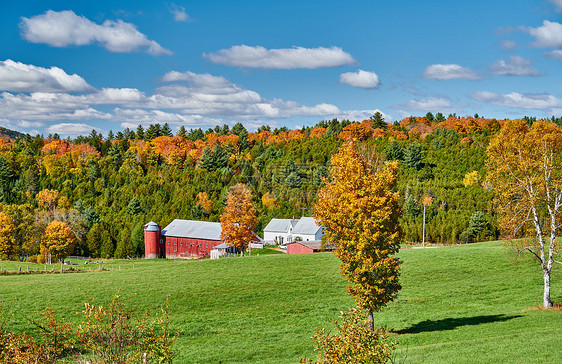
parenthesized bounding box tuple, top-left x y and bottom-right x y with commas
(1, 0, 561, 137)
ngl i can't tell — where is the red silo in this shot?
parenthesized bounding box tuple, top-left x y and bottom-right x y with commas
(144, 221, 161, 259)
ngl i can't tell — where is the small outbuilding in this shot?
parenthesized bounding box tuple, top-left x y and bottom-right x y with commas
(286, 241, 335, 254)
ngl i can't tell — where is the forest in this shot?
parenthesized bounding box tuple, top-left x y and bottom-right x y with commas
(0, 112, 560, 260)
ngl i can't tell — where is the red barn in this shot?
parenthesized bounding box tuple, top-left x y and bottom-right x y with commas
(144, 219, 224, 259)
(286, 241, 335, 255)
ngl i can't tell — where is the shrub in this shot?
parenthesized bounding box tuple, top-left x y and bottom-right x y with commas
(299, 307, 395, 364)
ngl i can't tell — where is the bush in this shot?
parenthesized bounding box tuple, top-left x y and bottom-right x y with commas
(299, 307, 395, 364)
(26, 255, 38, 263)
(0, 295, 177, 364)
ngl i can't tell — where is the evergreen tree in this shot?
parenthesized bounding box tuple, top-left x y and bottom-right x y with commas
(369, 112, 387, 129)
(114, 226, 132, 258)
(425, 112, 435, 122)
(231, 122, 249, 150)
(384, 141, 404, 161)
(161, 123, 173, 137)
(286, 172, 302, 188)
(126, 197, 143, 215)
(403, 143, 424, 170)
(177, 126, 187, 138)
(100, 230, 114, 259)
(86, 223, 103, 258)
(199, 147, 215, 171)
(136, 125, 145, 140)
(213, 144, 228, 169)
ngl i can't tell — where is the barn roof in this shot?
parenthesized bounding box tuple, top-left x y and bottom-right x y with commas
(263, 218, 298, 233)
(144, 221, 160, 231)
(292, 217, 321, 235)
(287, 240, 334, 251)
(162, 219, 222, 241)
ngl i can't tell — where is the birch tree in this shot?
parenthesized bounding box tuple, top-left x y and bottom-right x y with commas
(487, 119, 562, 308)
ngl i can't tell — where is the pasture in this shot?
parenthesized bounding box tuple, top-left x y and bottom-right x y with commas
(0, 241, 560, 363)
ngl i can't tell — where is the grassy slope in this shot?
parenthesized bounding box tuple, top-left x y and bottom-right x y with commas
(0, 241, 561, 363)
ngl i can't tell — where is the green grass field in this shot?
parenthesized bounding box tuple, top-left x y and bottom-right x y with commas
(0, 241, 561, 363)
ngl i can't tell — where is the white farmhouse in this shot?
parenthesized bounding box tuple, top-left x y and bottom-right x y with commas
(263, 217, 324, 245)
(263, 218, 298, 245)
(292, 217, 324, 242)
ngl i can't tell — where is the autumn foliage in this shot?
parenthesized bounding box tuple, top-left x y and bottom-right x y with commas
(41, 221, 76, 263)
(315, 142, 402, 322)
(487, 119, 562, 308)
(0, 212, 15, 259)
(299, 308, 395, 364)
(220, 183, 257, 253)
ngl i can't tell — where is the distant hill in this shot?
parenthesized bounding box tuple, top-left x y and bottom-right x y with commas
(0, 125, 26, 140)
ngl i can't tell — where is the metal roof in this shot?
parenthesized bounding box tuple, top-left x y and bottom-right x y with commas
(162, 219, 222, 241)
(144, 221, 160, 231)
(287, 240, 334, 251)
(263, 218, 299, 233)
(292, 217, 321, 235)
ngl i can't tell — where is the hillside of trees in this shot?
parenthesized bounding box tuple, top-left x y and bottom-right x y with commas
(0, 112, 561, 260)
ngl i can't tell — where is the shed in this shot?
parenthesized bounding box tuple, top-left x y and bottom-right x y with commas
(286, 241, 334, 254)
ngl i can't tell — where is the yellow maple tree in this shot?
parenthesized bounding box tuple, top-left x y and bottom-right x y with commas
(0, 212, 16, 259)
(42, 221, 76, 264)
(314, 141, 402, 330)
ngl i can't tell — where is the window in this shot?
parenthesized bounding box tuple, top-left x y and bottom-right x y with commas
(180, 242, 182, 246)
(206, 244, 208, 248)
(160, 239, 163, 244)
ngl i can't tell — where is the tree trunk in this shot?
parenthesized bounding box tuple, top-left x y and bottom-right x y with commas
(367, 310, 374, 332)
(544, 269, 552, 308)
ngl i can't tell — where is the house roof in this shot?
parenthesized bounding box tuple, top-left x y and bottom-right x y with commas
(162, 219, 222, 241)
(263, 218, 298, 233)
(292, 217, 322, 235)
(144, 221, 160, 232)
(287, 240, 334, 251)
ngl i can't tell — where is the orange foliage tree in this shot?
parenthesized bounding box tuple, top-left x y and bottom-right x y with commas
(36, 189, 60, 212)
(487, 119, 562, 308)
(220, 183, 257, 255)
(41, 221, 76, 263)
(197, 192, 214, 214)
(314, 141, 402, 330)
(0, 212, 16, 259)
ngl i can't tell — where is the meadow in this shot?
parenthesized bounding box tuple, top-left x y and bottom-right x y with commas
(0, 241, 560, 363)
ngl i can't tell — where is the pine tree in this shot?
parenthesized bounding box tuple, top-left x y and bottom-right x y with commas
(199, 147, 215, 171)
(136, 125, 145, 140)
(161, 123, 173, 137)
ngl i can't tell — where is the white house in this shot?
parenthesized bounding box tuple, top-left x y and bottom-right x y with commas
(263, 217, 324, 245)
(292, 217, 324, 242)
(263, 218, 298, 245)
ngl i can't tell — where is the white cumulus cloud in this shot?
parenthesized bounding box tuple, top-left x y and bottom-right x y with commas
(20, 10, 172, 55)
(0, 59, 93, 93)
(170, 5, 189, 22)
(393, 97, 452, 111)
(472, 91, 562, 109)
(489, 56, 541, 76)
(545, 50, 562, 59)
(339, 70, 379, 89)
(46, 123, 102, 137)
(423, 64, 480, 80)
(205, 45, 356, 69)
(528, 20, 562, 48)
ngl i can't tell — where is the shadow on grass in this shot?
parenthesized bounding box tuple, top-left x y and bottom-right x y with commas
(396, 314, 522, 334)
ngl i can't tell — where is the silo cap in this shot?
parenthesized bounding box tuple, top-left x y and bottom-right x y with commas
(144, 221, 160, 231)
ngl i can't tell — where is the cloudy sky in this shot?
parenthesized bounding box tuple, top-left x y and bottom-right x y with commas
(1, 0, 562, 137)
